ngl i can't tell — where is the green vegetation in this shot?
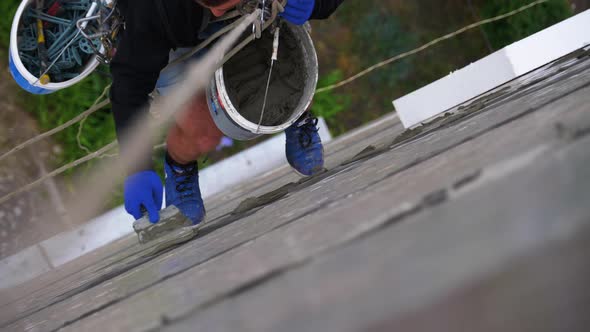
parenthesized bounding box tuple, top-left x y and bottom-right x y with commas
(481, 0, 573, 50)
(29, 75, 114, 167)
(0, 1, 20, 59)
(311, 70, 351, 135)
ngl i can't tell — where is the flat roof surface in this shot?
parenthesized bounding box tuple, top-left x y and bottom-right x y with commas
(1, 48, 590, 332)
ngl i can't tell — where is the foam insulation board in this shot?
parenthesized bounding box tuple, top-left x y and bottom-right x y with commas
(393, 10, 590, 128)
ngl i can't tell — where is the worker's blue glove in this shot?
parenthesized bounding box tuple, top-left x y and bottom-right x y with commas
(281, 0, 315, 25)
(124, 170, 163, 223)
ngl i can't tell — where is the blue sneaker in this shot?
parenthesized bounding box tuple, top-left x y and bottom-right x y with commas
(285, 113, 325, 176)
(164, 153, 206, 225)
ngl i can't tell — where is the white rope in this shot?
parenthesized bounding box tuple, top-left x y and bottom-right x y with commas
(0, 96, 110, 163)
(0, 141, 117, 205)
(76, 84, 112, 154)
(315, 0, 550, 94)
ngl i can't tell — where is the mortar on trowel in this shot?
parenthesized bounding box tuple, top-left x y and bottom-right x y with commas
(133, 206, 199, 246)
(207, 22, 318, 140)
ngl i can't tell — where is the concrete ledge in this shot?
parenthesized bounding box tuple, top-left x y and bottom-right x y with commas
(0, 245, 52, 289)
(39, 206, 135, 268)
(394, 10, 590, 128)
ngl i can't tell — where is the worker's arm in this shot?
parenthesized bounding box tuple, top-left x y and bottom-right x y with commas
(309, 0, 345, 20)
(110, 1, 172, 223)
(282, 0, 344, 25)
(110, 1, 172, 173)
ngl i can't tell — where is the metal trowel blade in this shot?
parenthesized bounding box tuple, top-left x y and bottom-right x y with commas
(132, 205, 195, 244)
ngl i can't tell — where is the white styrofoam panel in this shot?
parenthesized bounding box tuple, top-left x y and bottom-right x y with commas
(394, 50, 515, 129)
(394, 10, 590, 128)
(505, 10, 590, 75)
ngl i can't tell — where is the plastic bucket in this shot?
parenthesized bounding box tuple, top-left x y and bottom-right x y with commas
(9, 0, 102, 95)
(207, 23, 318, 140)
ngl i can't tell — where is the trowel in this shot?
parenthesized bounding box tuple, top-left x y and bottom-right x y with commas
(132, 206, 200, 246)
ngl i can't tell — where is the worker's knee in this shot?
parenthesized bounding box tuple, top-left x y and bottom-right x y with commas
(174, 94, 216, 136)
(166, 94, 223, 162)
(167, 128, 222, 162)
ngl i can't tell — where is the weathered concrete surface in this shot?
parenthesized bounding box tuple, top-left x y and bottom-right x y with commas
(0, 234, 136, 308)
(166, 133, 590, 332)
(0, 245, 53, 291)
(0, 112, 403, 328)
(0, 111, 403, 325)
(1, 51, 590, 332)
(65, 56, 590, 332)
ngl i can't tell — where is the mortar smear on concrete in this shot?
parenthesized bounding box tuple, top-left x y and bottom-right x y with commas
(133, 206, 192, 244)
(224, 26, 306, 126)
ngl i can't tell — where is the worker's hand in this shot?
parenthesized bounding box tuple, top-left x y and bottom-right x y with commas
(281, 0, 315, 25)
(124, 170, 163, 223)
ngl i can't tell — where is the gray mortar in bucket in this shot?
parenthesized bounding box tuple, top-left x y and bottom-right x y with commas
(207, 23, 318, 140)
(224, 25, 305, 126)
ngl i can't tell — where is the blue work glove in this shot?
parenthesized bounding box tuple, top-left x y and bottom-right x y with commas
(281, 0, 315, 25)
(124, 170, 163, 223)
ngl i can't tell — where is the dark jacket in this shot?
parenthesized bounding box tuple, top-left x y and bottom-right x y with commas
(110, 0, 344, 171)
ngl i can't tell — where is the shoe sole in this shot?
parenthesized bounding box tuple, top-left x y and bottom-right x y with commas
(290, 166, 311, 178)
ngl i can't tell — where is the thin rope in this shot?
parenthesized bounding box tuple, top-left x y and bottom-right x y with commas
(76, 115, 92, 154)
(0, 141, 117, 205)
(315, 0, 549, 94)
(76, 84, 112, 154)
(0, 96, 110, 163)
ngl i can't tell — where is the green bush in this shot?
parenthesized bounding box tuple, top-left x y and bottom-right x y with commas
(313, 71, 350, 118)
(481, 0, 573, 49)
(312, 70, 352, 136)
(0, 0, 20, 59)
(29, 74, 114, 166)
(317, 4, 417, 130)
(0, 1, 18, 39)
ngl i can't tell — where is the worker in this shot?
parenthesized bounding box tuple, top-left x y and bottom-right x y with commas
(112, 0, 344, 225)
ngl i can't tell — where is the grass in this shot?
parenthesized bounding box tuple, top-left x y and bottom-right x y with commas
(311, 70, 352, 136)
